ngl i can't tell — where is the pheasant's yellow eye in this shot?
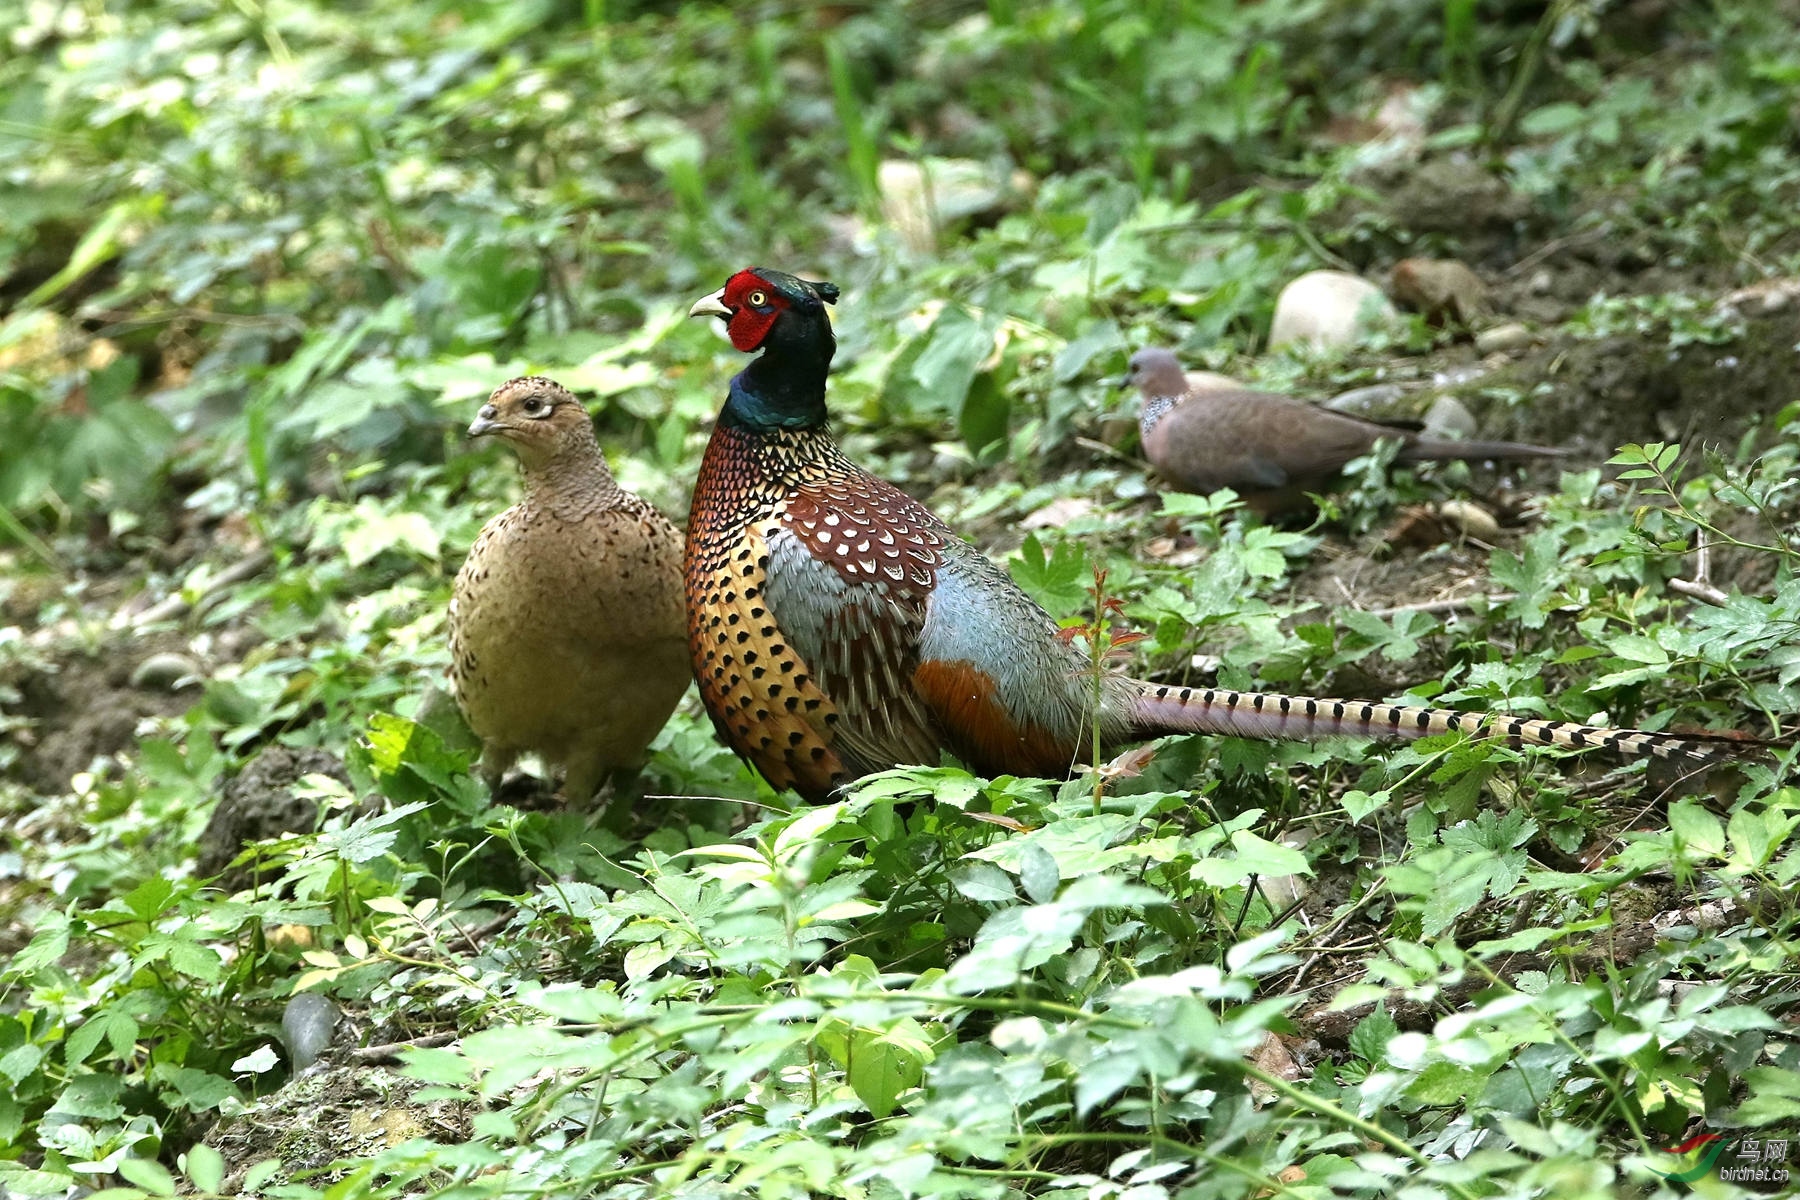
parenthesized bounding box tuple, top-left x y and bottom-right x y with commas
(747, 290, 768, 306)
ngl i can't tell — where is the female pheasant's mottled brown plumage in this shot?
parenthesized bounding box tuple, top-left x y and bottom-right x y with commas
(684, 269, 1759, 804)
(450, 377, 689, 804)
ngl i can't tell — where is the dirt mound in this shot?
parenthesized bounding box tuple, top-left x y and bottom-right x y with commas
(197, 746, 351, 885)
(4, 634, 199, 795)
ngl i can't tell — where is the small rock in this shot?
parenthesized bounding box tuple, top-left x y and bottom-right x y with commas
(130, 652, 201, 692)
(1436, 500, 1501, 542)
(1422, 395, 1479, 441)
(1430, 364, 1488, 388)
(282, 993, 341, 1071)
(878, 158, 1028, 253)
(1268, 271, 1399, 352)
(1527, 270, 1554, 295)
(1021, 497, 1096, 531)
(1389, 258, 1491, 325)
(1474, 322, 1534, 355)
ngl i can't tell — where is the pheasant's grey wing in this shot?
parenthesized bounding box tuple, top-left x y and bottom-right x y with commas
(764, 483, 948, 777)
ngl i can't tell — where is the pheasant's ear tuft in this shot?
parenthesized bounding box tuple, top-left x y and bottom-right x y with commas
(812, 281, 840, 305)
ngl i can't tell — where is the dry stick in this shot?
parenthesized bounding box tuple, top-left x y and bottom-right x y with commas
(127, 549, 275, 630)
(1668, 528, 1730, 607)
(393, 910, 513, 960)
(1290, 592, 1518, 620)
(1502, 227, 1609, 278)
(1366, 591, 1518, 618)
(1074, 436, 1148, 471)
(351, 1031, 458, 1062)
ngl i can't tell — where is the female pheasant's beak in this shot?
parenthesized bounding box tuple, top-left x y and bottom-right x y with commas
(689, 289, 731, 320)
(468, 404, 501, 438)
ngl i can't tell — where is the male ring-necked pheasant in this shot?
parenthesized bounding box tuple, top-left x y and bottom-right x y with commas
(684, 268, 1744, 802)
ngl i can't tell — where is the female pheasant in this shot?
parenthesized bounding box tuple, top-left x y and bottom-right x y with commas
(450, 377, 690, 806)
(685, 268, 1741, 802)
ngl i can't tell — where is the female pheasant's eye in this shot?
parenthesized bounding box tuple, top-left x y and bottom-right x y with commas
(747, 290, 768, 306)
(522, 397, 545, 415)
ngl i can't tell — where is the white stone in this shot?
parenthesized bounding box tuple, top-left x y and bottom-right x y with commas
(1475, 322, 1534, 355)
(1268, 270, 1399, 351)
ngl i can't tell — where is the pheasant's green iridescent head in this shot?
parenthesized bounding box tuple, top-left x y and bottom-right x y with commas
(691, 267, 840, 432)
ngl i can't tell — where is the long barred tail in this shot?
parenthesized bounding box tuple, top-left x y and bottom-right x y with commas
(1126, 682, 1748, 766)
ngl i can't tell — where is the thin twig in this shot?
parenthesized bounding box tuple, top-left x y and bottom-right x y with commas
(394, 910, 512, 960)
(1667, 577, 1729, 607)
(1366, 591, 1518, 618)
(1073, 436, 1146, 469)
(1502, 227, 1609, 278)
(351, 1031, 458, 1062)
(1668, 529, 1730, 606)
(125, 549, 275, 630)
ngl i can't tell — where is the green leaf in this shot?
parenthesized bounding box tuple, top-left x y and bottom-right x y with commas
(1734, 1066, 1800, 1125)
(902, 304, 996, 418)
(116, 1159, 176, 1197)
(1017, 842, 1060, 904)
(1348, 1006, 1399, 1066)
(1407, 1062, 1485, 1105)
(1668, 801, 1727, 859)
(0, 1043, 44, 1085)
(183, 1145, 225, 1194)
(21, 199, 149, 307)
(949, 860, 1015, 904)
(1010, 534, 1089, 614)
(1343, 789, 1390, 822)
(1519, 102, 1587, 136)
(154, 1065, 238, 1112)
(66, 1012, 138, 1066)
(119, 877, 176, 924)
(847, 1019, 932, 1118)
(1226, 830, 1311, 876)
(1605, 634, 1669, 665)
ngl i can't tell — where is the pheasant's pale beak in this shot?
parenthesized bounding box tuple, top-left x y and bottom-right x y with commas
(688, 289, 731, 320)
(468, 405, 501, 438)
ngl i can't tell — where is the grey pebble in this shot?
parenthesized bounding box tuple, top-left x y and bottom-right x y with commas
(129, 652, 201, 691)
(281, 993, 340, 1070)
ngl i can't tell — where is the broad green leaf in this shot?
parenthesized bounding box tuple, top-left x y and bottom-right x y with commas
(116, 1160, 175, 1196)
(183, 1146, 225, 1194)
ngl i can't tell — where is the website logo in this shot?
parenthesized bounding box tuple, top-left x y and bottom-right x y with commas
(1658, 1134, 1789, 1185)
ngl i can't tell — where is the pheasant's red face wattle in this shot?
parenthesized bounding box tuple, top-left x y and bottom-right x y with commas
(719, 269, 788, 352)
